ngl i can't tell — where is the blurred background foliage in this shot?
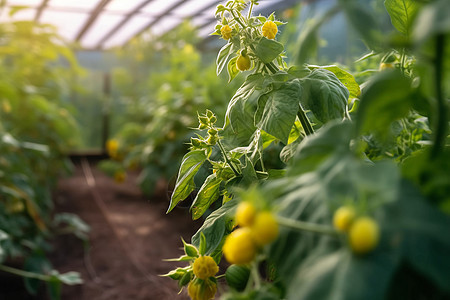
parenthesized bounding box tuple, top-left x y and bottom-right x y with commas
(98, 21, 242, 195)
(0, 16, 87, 297)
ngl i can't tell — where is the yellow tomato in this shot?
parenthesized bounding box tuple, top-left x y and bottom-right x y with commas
(333, 206, 356, 232)
(251, 211, 279, 246)
(222, 228, 257, 265)
(236, 53, 251, 71)
(235, 201, 256, 227)
(349, 217, 380, 254)
(192, 256, 219, 280)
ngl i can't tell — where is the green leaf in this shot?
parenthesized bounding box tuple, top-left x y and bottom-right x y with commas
(54, 271, 83, 285)
(293, 6, 339, 65)
(224, 74, 265, 146)
(385, 0, 420, 36)
(299, 69, 349, 124)
(287, 250, 399, 300)
(216, 42, 233, 75)
(24, 253, 52, 295)
(355, 70, 412, 138)
(254, 37, 284, 64)
(47, 274, 62, 300)
(161, 267, 188, 280)
(199, 232, 207, 256)
(182, 238, 199, 257)
(342, 2, 382, 50)
(191, 174, 222, 220)
(227, 56, 239, 83)
(192, 199, 238, 255)
(308, 65, 360, 101)
(413, 0, 450, 44)
(168, 150, 208, 213)
(287, 121, 353, 176)
(383, 180, 450, 292)
(256, 79, 301, 144)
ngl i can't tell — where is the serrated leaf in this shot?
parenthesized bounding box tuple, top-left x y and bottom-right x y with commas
(385, 0, 420, 36)
(256, 79, 301, 144)
(309, 65, 360, 101)
(216, 42, 232, 75)
(168, 150, 208, 213)
(254, 38, 284, 64)
(192, 199, 238, 255)
(227, 56, 239, 82)
(299, 69, 349, 124)
(355, 69, 412, 138)
(191, 174, 222, 220)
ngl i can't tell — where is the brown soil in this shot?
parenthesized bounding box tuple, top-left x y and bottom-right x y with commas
(2, 158, 204, 300)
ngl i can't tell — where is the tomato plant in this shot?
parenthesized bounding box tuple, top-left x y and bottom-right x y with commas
(163, 0, 450, 299)
(0, 16, 87, 299)
(98, 22, 240, 195)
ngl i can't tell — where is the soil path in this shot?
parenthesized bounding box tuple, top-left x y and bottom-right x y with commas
(49, 158, 201, 299)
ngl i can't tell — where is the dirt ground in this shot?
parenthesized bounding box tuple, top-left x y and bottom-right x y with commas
(1, 158, 204, 300)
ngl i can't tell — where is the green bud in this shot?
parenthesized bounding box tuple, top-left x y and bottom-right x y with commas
(164, 268, 187, 280)
(199, 116, 209, 126)
(206, 110, 214, 119)
(209, 115, 217, 124)
(191, 138, 203, 148)
(207, 135, 218, 146)
(182, 238, 199, 257)
(208, 128, 218, 136)
(179, 271, 193, 287)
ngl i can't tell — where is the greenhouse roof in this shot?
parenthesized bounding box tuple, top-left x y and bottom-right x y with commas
(0, 0, 301, 50)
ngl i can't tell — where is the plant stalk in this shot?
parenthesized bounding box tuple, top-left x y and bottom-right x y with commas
(0, 264, 50, 281)
(297, 108, 314, 136)
(217, 139, 240, 176)
(277, 216, 339, 236)
(431, 34, 447, 159)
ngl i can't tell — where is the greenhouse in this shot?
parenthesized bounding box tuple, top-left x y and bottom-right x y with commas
(0, 0, 449, 299)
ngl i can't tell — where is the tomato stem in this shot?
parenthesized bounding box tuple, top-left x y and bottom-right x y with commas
(0, 264, 51, 281)
(431, 34, 447, 159)
(217, 139, 240, 177)
(297, 107, 315, 136)
(277, 216, 338, 236)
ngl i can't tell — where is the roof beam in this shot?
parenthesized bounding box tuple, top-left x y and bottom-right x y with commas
(34, 0, 50, 22)
(122, 0, 186, 45)
(122, 0, 222, 47)
(75, 0, 112, 42)
(95, 0, 156, 49)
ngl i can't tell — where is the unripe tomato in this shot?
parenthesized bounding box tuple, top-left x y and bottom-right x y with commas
(236, 53, 251, 71)
(192, 256, 219, 280)
(333, 206, 356, 232)
(222, 228, 257, 265)
(235, 201, 256, 227)
(251, 211, 279, 246)
(225, 264, 250, 291)
(262, 20, 278, 39)
(187, 278, 217, 300)
(349, 217, 380, 254)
